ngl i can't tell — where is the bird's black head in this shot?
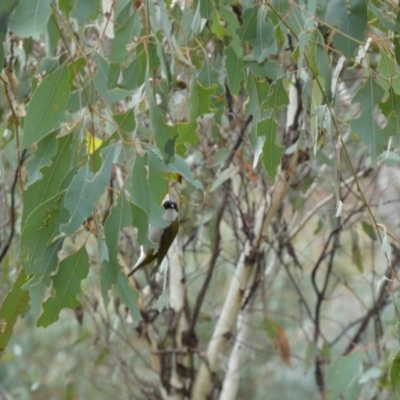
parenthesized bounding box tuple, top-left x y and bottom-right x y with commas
(163, 200, 178, 211)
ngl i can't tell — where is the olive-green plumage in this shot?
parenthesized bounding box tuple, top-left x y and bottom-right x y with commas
(127, 201, 179, 277)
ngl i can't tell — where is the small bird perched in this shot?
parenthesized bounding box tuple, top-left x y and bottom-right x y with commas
(127, 200, 179, 277)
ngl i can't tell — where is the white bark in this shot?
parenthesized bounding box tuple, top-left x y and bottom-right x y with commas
(219, 254, 280, 400)
(191, 71, 300, 399)
(164, 236, 190, 400)
(218, 300, 252, 400)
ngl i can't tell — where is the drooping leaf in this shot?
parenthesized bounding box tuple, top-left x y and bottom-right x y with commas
(20, 192, 65, 273)
(22, 133, 73, 224)
(114, 272, 141, 321)
(60, 146, 117, 234)
(390, 350, 400, 389)
(308, 29, 332, 102)
(8, 0, 52, 40)
(219, 4, 242, 56)
(264, 78, 289, 112)
(37, 245, 90, 327)
(113, 110, 136, 141)
(94, 53, 132, 103)
(145, 78, 178, 163)
(70, 0, 97, 26)
(257, 118, 283, 181)
(376, 49, 400, 95)
(236, 6, 258, 41)
(199, 0, 213, 19)
(0, 270, 30, 360)
(129, 152, 168, 226)
(380, 88, 400, 148)
(350, 78, 394, 166)
(225, 46, 245, 96)
(23, 237, 64, 319)
(109, 9, 140, 63)
(325, 0, 367, 59)
(168, 155, 204, 191)
(130, 154, 152, 216)
(197, 59, 219, 88)
(178, 80, 216, 146)
(21, 63, 71, 149)
(24, 129, 59, 188)
(249, 8, 276, 63)
(130, 202, 150, 248)
(122, 48, 147, 90)
(101, 192, 133, 306)
(326, 352, 362, 400)
(245, 73, 271, 122)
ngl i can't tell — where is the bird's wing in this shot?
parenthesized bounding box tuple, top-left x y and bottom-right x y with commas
(127, 246, 157, 277)
(156, 220, 179, 266)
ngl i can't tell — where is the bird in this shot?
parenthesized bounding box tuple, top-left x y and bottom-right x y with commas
(127, 200, 179, 277)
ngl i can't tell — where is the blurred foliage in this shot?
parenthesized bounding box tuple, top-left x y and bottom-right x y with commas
(2, 0, 400, 399)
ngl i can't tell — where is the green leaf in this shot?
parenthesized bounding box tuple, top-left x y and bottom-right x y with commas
(350, 78, 393, 166)
(145, 78, 178, 163)
(377, 48, 397, 94)
(0, 270, 30, 360)
(101, 192, 133, 306)
(8, 0, 52, 40)
(308, 29, 332, 102)
(24, 130, 58, 188)
(350, 230, 363, 272)
(264, 78, 289, 111)
(245, 73, 271, 122)
(391, 352, 400, 389)
(380, 88, 400, 148)
(61, 146, 116, 234)
(177, 80, 216, 146)
(70, 0, 97, 26)
(122, 49, 147, 90)
(22, 134, 73, 222)
(197, 59, 219, 88)
(249, 8, 276, 63)
(37, 245, 90, 327)
(23, 238, 64, 319)
(325, 0, 367, 59)
(168, 155, 204, 191)
(130, 202, 150, 247)
(59, 0, 74, 17)
(109, 11, 139, 63)
(20, 193, 64, 273)
(114, 272, 141, 321)
(361, 221, 376, 240)
(225, 46, 245, 96)
(236, 6, 258, 41)
(113, 110, 136, 141)
(21, 63, 71, 149)
(370, 4, 400, 33)
(199, 0, 213, 19)
(219, 4, 242, 56)
(326, 352, 362, 400)
(257, 118, 283, 181)
(130, 154, 152, 216)
(129, 152, 168, 226)
(210, 9, 225, 39)
(94, 53, 132, 102)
